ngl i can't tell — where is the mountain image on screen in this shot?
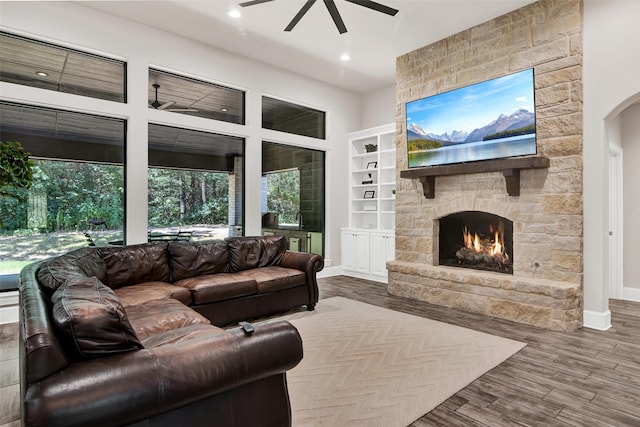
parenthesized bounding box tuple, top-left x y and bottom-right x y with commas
(407, 108, 535, 146)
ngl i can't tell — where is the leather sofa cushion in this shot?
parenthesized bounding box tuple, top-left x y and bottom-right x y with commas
(37, 247, 107, 296)
(51, 276, 143, 359)
(140, 324, 224, 348)
(168, 240, 229, 281)
(236, 266, 306, 293)
(227, 235, 286, 272)
(174, 273, 257, 304)
(100, 242, 170, 289)
(114, 282, 192, 307)
(124, 298, 211, 342)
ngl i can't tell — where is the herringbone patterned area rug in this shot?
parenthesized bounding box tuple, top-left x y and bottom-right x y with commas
(283, 297, 526, 426)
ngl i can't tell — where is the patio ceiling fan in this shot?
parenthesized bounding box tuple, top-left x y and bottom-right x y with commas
(149, 83, 198, 112)
(239, 0, 399, 34)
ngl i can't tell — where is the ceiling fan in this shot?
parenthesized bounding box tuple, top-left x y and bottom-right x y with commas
(149, 83, 198, 112)
(239, 0, 399, 34)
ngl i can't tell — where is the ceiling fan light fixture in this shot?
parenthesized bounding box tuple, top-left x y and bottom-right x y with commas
(228, 9, 242, 19)
(240, 0, 398, 34)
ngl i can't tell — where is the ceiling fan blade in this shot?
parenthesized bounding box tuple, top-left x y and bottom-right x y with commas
(285, 0, 316, 32)
(239, 0, 275, 7)
(344, 0, 398, 16)
(157, 101, 176, 110)
(324, 0, 347, 34)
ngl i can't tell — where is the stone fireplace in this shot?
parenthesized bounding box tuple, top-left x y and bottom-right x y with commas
(388, 0, 584, 331)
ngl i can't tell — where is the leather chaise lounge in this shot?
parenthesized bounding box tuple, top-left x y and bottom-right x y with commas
(19, 235, 324, 427)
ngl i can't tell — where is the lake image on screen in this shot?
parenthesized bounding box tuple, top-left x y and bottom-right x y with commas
(406, 69, 536, 168)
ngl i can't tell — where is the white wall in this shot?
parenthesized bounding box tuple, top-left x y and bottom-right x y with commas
(0, 1, 364, 267)
(583, 0, 640, 328)
(622, 103, 640, 291)
(361, 84, 395, 129)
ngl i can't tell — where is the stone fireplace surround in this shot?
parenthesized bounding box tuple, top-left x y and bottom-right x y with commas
(388, 0, 583, 331)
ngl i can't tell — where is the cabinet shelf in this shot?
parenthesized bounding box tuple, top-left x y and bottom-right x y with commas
(348, 123, 396, 233)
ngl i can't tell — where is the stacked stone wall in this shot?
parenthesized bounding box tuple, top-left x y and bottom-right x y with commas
(390, 0, 583, 330)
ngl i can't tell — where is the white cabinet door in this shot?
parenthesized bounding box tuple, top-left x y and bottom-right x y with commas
(341, 230, 370, 274)
(341, 231, 356, 271)
(354, 232, 371, 274)
(370, 232, 395, 277)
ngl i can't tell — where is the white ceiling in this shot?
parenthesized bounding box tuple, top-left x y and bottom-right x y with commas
(82, 0, 534, 93)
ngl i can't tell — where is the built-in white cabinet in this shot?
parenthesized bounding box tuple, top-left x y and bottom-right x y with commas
(341, 230, 371, 274)
(341, 229, 395, 282)
(342, 124, 396, 283)
(370, 231, 395, 277)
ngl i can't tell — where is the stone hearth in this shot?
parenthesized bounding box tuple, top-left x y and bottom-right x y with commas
(388, 261, 581, 331)
(389, 0, 583, 331)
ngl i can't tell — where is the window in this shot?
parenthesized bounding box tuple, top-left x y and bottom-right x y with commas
(148, 124, 244, 240)
(149, 69, 244, 124)
(0, 102, 125, 281)
(0, 32, 126, 102)
(264, 169, 300, 225)
(262, 142, 324, 255)
(262, 96, 326, 139)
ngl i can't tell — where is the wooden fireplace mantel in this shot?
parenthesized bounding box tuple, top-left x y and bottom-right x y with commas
(400, 156, 550, 198)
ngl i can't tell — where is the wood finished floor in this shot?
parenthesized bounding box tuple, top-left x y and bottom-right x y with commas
(1, 276, 639, 426)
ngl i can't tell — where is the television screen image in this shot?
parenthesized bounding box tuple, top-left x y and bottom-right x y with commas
(405, 68, 536, 168)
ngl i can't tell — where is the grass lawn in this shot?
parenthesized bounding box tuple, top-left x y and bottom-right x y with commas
(0, 260, 32, 275)
(0, 226, 229, 275)
(0, 230, 122, 275)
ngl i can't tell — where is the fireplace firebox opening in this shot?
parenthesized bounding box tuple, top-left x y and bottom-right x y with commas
(438, 211, 513, 274)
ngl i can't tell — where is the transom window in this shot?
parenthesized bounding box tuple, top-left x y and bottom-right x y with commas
(262, 96, 326, 139)
(149, 69, 245, 124)
(0, 31, 126, 102)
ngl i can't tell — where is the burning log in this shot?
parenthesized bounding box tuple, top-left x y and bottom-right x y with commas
(455, 247, 511, 266)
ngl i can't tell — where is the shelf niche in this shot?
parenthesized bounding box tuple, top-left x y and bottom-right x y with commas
(400, 156, 550, 198)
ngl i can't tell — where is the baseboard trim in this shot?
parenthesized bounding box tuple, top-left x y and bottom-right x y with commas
(622, 287, 640, 302)
(583, 309, 612, 331)
(317, 266, 343, 278)
(0, 291, 19, 324)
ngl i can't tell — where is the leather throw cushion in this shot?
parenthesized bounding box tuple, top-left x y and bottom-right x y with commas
(51, 276, 143, 359)
(37, 247, 107, 297)
(168, 240, 229, 281)
(99, 242, 170, 288)
(227, 235, 286, 272)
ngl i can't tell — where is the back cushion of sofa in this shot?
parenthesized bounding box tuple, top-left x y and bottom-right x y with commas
(227, 235, 287, 272)
(99, 242, 170, 289)
(168, 240, 229, 281)
(51, 276, 143, 359)
(37, 247, 106, 297)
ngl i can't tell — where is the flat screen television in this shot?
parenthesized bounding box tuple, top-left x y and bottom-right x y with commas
(405, 68, 536, 168)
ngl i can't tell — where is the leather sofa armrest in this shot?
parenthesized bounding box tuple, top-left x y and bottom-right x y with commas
(279, 251, 324, 274)
(23, 320, 303, 427)
(279, 251, 324, 309)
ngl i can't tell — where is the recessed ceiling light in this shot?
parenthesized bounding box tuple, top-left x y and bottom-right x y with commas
(35, 71, 48, 77)
(221, 107, 229, 112)
(228, 9, 242, 19)
(340, 53, 351, 61)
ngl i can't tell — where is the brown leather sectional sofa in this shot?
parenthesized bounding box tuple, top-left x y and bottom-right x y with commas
(19, 235, 324, 427)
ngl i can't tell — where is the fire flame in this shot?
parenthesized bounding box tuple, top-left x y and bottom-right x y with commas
(462, 221, 508, 259)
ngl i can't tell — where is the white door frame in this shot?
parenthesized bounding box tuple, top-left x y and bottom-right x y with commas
(608, 143, 623, 299)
